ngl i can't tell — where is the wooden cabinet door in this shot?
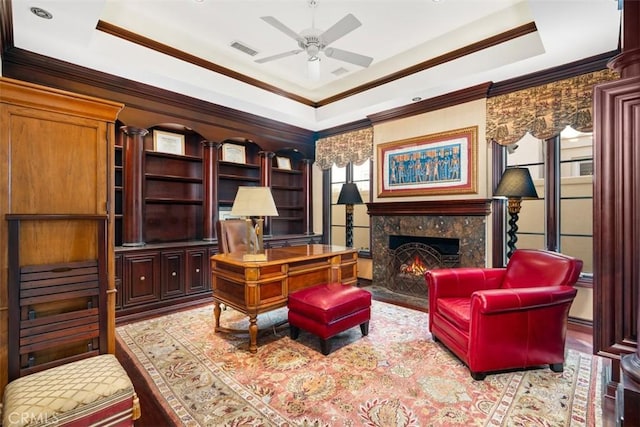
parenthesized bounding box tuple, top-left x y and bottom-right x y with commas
(161, 251, 185, 298)
(123, 253, 160, 307)
(186, 249, 208, 294)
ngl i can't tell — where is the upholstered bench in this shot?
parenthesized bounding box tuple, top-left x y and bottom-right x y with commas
(288, 283, 372, 355)
(2, 354, 140, 427)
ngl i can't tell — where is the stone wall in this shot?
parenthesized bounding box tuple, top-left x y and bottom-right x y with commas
(371, 215, 486, 291)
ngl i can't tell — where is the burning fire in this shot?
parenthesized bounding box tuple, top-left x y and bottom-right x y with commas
(399, 255, 428, 276)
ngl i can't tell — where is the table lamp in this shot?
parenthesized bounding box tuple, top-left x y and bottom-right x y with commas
(230, 186, 279, 261)
(494, 167, 539, 258)
(336, 183, 363, 248)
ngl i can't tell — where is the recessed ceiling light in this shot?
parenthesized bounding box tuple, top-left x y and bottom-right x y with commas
(412, 97, 422, 102)
(30, 6, 53, 19)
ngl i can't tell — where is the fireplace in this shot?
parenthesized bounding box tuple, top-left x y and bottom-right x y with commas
(368, 200, 491, 300)
(385, 235, 460, 297)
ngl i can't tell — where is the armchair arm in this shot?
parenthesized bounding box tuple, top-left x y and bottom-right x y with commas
(426, 268, 506, 299)
(471, 285, 578, 314)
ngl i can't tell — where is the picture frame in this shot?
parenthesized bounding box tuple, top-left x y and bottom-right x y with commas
(276, 156, 292, 170)
(222, 143, 246, 164)
(218, 206, 241, 221)
(153, 130, 185, 155)
(377, 126, 478, 197)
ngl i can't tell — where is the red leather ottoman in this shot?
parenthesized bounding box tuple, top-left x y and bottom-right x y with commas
(287, 283, 371, 355)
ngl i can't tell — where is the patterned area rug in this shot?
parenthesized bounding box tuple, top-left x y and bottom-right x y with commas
(116, 301, 603, 426)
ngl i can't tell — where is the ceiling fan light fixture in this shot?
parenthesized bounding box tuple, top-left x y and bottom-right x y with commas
(308, 58, 321, 80)
(256, 2, 373, 70)
(306, 43, 320, 59)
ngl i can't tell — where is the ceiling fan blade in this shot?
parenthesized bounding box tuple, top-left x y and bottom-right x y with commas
(255, 49, 303, 64)
(260, 16, 304, 44)
(324, 47, 373, 67)
(320, 13, 362, 46)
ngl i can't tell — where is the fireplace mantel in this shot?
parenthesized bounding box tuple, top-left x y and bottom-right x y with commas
(367, 199, 492, 216)
(369, 199, 490, 291)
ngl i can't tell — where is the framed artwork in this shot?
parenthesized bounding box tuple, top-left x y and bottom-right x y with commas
(276, 156, 292, 170)
(222, 143, 246, 164)
(153, 130, 185, 155)
(377, 126, 478, 197)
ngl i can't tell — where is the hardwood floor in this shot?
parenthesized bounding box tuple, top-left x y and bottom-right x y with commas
(115, 296, 614, 426)
(117, 339, 174, 426)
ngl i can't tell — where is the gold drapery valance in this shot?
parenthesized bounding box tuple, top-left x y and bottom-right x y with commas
(486, 69, 619, 146)
(316, 127, 373, 170)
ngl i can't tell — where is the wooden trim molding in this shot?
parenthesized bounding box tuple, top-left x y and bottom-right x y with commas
(366, 200, 492, 216)
(368, 82, 491, 124)
(0, 48, 316, 156)
(96, 20, 316, 107)
(315, 119, 372, 140)
(488, 51, 618, 97)
(318, 23, 537, 107)
(96, 18, 535, 109)
(0, 0, 13, 54)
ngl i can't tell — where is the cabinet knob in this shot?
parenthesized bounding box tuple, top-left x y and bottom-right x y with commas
(140, 276, 145, 281)
(195, 268, 200, 273)
(172, 271, 177, 276)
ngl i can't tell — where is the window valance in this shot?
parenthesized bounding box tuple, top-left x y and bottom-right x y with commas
(486, 69, 619, 146)
(316, 127, 373, 170)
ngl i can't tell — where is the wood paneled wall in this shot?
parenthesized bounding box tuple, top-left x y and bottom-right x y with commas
(592, 1, 640, 419)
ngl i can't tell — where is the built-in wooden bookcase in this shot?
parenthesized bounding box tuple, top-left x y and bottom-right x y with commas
(217, 138, 262, 209)
(271, 149, 307, 236)
(143, 127, 204, 243)
(115, 125, 207, 245)
(113, 128, 319, 322)
(114, 127, 124, 247)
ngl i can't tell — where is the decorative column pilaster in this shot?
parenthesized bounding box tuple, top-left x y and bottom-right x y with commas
(302, 159, 313, 235)
(259, 151, 275, 236)
(594, 1, 640, 421)
(202, 140, 221, 241)
(120, 126, 147, 246)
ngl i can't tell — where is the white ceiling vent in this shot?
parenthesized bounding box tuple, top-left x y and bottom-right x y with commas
(230, 41, 259, 57)
(332, 67, 349, 76)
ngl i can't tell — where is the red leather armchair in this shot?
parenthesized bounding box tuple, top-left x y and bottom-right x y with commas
(425, 249, 583, 380)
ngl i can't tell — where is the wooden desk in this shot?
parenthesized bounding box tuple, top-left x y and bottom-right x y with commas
(210, 244, 358, 352)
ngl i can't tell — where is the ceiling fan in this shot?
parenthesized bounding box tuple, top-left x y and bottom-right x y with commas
(255, 0, 374, 71)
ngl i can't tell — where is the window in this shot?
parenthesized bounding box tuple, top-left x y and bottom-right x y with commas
(330, 159, 371, 251)
(505, 126, 593, 276)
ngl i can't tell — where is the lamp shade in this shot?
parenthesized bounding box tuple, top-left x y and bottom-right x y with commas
(494, 167, 539, 199)
(337, 183, 363, 205)
(230, 186, 279, 217)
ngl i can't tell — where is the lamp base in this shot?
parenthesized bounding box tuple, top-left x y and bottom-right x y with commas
(242, 253, 268, 262)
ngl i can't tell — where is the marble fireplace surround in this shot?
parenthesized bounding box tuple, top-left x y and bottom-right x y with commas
(368, 200, 492, 296)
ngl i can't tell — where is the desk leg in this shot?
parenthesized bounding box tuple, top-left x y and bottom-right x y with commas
(213, 301, 221, 331)
(249, 315, 258, 353)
